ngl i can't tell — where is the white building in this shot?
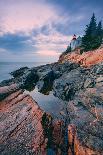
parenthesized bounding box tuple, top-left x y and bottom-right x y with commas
(70, 35, 82, 50)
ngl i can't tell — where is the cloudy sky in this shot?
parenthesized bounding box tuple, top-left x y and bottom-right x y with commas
(0, 0, 103, 62)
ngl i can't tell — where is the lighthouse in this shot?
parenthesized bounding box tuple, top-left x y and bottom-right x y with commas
(70, 34, 82, 50)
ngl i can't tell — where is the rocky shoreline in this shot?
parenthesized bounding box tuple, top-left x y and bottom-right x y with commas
(0, 49, 103, 154)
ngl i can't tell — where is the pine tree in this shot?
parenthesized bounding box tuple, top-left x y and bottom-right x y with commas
(82, 13, 98, 51)
(96, 21, 103, 47)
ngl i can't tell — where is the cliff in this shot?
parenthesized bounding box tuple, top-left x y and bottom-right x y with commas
(58, 47, 103, 154)
(59, 47, 103, 67)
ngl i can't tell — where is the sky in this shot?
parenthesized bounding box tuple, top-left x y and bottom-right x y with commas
(0, 0, 103, 62)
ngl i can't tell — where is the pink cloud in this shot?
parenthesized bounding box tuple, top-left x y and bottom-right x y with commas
(33, 30, 72, 54)
(37, 50, 61, 56)
(0, 0, 73, 62)
(0, 1, 60, 33)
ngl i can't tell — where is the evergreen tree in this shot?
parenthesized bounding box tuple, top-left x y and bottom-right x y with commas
(82, 13, 99, 51)
(96, 21, 103, 47)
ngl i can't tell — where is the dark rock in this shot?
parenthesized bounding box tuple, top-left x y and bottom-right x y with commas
(37, 70, 57, 94)
(53, 68, 85, 101)
(52, 61, 80, 75)
(36, 62, 79, 95)
(83, 77, 95, 88)
(91, 62, 103, 75)
(0, 61, 80, 95)
(41, 113, 54, 146)
(21, 70, 39, 91)
(0, 78, 15, 87)
(0, 84, 20, 101)
(10, 67, 29, 78)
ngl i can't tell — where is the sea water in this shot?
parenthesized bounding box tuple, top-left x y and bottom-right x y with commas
(0, 62, 47, 82)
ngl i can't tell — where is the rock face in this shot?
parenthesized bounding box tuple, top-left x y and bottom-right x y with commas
(53, 62, 103, 100)
(0, 90, 46, 155)
(68, 124, 97, 155)
(67, 86, 103, 155)
(53, 67, 86, 101)
(53, 62, 103, 154)
(0, 86, 66, 155)
(0, 48, 103, 155)
(59, 47, 103, 67)
(11, 67, 29, 78)
(0, 84, 20, 101)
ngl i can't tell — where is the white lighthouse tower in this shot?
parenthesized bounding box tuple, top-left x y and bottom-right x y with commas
(70, 34, 77, 50)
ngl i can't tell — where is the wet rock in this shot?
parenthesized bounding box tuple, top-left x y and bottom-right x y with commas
(41, 113, 66, 154)
(41, 113, 54, 147)
(10, 67, 29, 78)
(21, 70, 39, 91)
(37, 70, 57, 94)
(16, 61, 79, 94)
(36, 62, 79, 95)
(0, 61, 80, 95)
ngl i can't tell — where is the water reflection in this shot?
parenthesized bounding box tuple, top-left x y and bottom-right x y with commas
(24, 87, 65, 118)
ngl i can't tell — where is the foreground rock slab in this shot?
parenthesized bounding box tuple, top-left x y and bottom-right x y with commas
(0, 88, 66, 155)
(0, 90, 47, 155)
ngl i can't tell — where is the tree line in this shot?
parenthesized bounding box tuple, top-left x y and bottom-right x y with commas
(82, 13, 103, 51)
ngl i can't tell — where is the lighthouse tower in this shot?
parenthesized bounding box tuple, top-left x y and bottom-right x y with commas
(70, 34, 77, 50)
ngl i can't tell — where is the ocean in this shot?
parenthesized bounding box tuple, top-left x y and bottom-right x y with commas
(0, 62, 47, 82)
